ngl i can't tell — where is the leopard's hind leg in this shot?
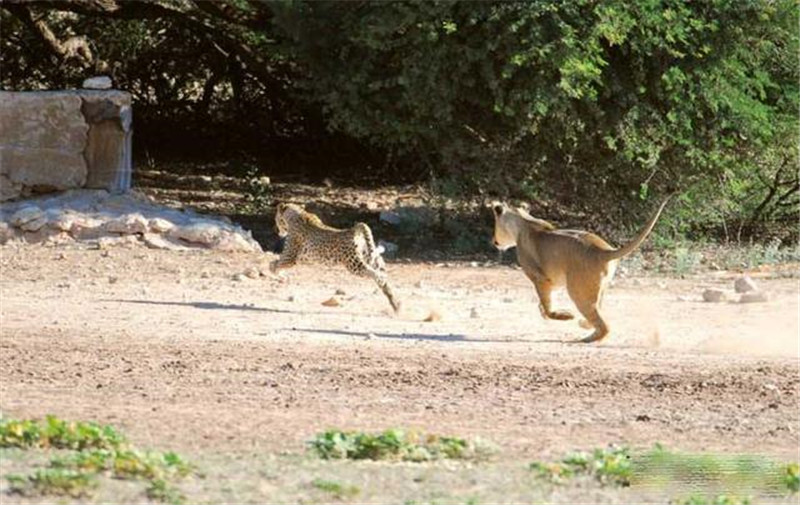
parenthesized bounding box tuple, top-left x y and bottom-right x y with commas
(353, 222, 386, 271)
(345, 255, 401, 313)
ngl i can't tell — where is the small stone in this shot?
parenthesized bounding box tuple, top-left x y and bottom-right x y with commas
(106, 214, 148, 234)
(82, 75, 112, 89)
(702, 288, 726, 303)
(20, 215, 47, 232)
(414, 280, 425, 289)
(321, 297, 341, 307)
(232, 273, 246, 282)
(335, 288, 347, 296)
(200, 271, 211, 279)
(423, 310, 442, 322)
(148, 218, 174, 233)
(244, 266, 260, 279)
(287, 295, 295, 302)
(502, 297, 514, 303)
(10, 206, 44, 227)
(470, 307, 479, 319)
(108, 276, 118, 284)
(734, 276, 758, 293)
(739, 291, 769, 303)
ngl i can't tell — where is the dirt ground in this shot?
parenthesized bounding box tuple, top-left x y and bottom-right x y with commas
(0, 244, 798, 502)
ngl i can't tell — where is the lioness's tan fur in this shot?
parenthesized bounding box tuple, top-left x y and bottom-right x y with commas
(491, 197, 671, 342)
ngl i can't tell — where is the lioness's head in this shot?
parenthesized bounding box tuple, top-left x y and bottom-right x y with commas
(491, 202, 517, 251)
(491, 201, 555, 250)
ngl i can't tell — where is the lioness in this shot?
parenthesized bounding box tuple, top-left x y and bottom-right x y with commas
(491, 197, 671, 342)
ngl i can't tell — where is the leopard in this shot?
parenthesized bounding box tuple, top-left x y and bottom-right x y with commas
(269, 202, 401, 313)
(490, 196, 672, 343)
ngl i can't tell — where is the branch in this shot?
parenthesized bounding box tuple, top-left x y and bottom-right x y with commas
(3, 3, 93, 66)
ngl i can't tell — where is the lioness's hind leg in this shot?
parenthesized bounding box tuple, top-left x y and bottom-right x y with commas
(579, 286, 607, 329)
(529, 276, 573, 321)
(568, 279, 609, 343)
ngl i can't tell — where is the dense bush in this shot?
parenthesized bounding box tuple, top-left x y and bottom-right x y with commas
(1, 0, 796, 242)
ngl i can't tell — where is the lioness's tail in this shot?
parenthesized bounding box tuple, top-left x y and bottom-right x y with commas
(602, 195, 673, 262)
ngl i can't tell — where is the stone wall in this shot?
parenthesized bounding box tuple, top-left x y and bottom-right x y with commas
(0, 89, 132, 201)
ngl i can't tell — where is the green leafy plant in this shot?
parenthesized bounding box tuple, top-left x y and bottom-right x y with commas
(0, 416, 125, 450)
(309, 429, 496, 462)
(311, 478, 361, 499)
(7, 468, 97, 498)
(530, 446, 631, 486)
(2, 416, 193, 502)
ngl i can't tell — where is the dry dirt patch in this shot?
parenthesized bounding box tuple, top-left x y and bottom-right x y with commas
(0, 245, 798, 466)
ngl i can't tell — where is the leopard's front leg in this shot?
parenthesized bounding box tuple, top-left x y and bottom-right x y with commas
(270, 239, 300, 275)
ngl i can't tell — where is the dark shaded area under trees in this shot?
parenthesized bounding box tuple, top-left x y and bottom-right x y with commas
(1, 0, 797, 244)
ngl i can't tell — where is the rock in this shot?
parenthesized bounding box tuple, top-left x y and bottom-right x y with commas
(214, 230, 261, 252)
(148, 217, 174, 233)
(0, 221, 17, 244)
(379, 210, 402, 225)
(82, 76, 113, 90)
(20, 215, 47, 232)
(171, 222, 221, 246)
(321, 297, 341, 307)
(108, 276, 118, 284)
(470, 307, 479, 319)
(105, 213, 148, 234)
(244, 266, 260, 279)
(734, 276, 758, 293)
(739, 292, 769, 303)
(49, 212, 78, 232)
(377, 239, 398, 257)
(232, 273, 246, 282)
(335, 288, 347, 296)
(142, 233, 187, 251)
(10, 206, 44, 227)
(0, 92, 89, 200)
(702, 288, 726, 303)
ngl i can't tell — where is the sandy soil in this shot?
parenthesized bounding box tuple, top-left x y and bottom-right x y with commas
(0, 244, 798, 466)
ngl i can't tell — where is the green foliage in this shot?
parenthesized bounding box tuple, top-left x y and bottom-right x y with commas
(784, 463, 800, 493)
(2, 0, 796, 243)
(530, 446, 631, 486)
(309, 429, 496, 462)
(2, 416, 192, 502)
(7, 468, 97, 498)
(673, 494, 752, 505)
(311, 478, 361, 498)
(531, 444, 799, 498)
(0, 415, 125, 450)
(146, 478, 186, 505)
